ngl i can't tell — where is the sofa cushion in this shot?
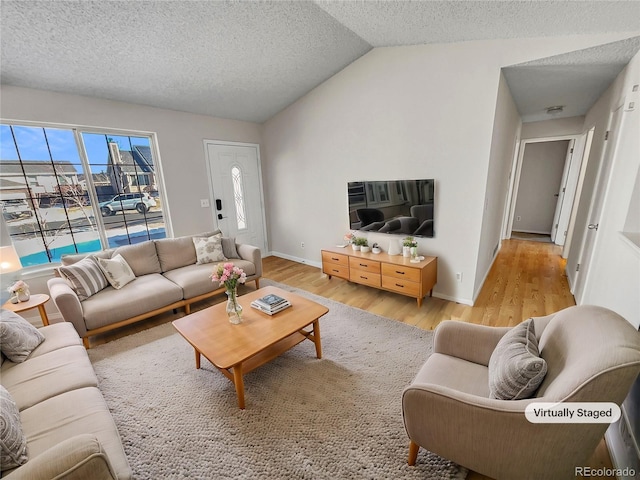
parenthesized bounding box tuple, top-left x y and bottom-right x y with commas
(0, 385, 28, 470)
(165, 259, 256, 299)
(0, 310, 45, 363)
(222, 237, 240, 259)
(95, 254, 136, 289)
(1, 345, 99, 411)
(19, 387, 132, 480)
(21, 322, 82, 359)
(193, 233, 226, 265)
(81, 274, 183, 331)
(60, 250, 112, 266)
(154, 230, 221, 272)
(113, 241, 161, 276)
(58, 256, 109, 301)
(488, 319, 547, 400)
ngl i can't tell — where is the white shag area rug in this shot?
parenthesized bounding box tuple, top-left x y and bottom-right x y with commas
(88, 280, 468, 480)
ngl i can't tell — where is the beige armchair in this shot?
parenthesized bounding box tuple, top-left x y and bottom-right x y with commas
(402, 305, 640, 480)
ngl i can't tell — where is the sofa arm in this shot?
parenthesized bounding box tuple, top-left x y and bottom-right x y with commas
(47, 277, 87, 337)
(3, 434, 118, 480)
(237, 243, 262, 278)
(433, 320, 510, 366)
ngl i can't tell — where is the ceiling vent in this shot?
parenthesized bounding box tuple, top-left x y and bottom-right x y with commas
(546, 105, 565, 115)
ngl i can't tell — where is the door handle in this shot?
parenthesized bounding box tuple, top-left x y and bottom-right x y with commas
(588, 224, 599, 230)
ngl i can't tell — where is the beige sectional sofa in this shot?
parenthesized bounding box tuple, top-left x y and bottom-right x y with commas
(1, 313, 131, 479)
(47, 231, 262, 347)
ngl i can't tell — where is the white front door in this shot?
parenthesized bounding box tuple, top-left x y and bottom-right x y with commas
(205, 141, 267, 254)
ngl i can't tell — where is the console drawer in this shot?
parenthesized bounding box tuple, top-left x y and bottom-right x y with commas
(322, 263, 349, 280)
(349, 257, 381, 274)
(382, 263, 420, 282)
(322, 251, 349, 266)
(382, 276, 420, 296)
(350, 270, 381, 287)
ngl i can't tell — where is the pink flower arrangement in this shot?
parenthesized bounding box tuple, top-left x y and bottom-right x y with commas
(211, 262, 246, 291)
(344, 232, 355, 244)
(7, 280, 29, 294)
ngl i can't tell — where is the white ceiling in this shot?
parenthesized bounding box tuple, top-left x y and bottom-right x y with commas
(1, 1, 639, 124)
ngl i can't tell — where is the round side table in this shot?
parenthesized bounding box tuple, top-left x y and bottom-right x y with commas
(2, 293, 51, 326)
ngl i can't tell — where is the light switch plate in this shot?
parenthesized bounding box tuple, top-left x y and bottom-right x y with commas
(200, 199, 210, 208)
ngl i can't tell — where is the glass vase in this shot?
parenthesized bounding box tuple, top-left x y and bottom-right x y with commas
(17, 290, 30, 302)
(225, 287, 243, 324)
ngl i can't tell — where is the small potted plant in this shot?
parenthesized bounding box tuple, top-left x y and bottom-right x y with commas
(353, 237, 368, 251)
(402, 236, 417, 258)
(358, 238, 371, 253)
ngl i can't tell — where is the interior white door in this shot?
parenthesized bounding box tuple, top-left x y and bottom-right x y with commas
(550, 140, 575, 243)
(205, 142, 267, 253)
(573, 106, 623, 303)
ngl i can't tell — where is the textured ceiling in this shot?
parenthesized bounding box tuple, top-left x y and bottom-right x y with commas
(1, 1, 640, 123)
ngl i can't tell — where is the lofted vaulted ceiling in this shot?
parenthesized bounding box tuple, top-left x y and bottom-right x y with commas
(1, 1, 639, 123)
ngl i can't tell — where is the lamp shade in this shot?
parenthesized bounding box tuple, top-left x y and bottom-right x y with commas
(0, 246, 22, 273)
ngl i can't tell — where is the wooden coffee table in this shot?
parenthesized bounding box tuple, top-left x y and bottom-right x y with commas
(172, 286, 329, 409)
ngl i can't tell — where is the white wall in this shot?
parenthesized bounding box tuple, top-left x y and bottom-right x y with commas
(473, 72, 521, 300)
(575, 50, 640, 328)
(512, 140, 569, 234)
(0, 85, 263, 237)
(262, 33, 634, 304)
(521, 116, 585, 139)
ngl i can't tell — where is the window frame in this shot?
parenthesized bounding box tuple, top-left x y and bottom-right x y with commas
(0, 119, 172, 271)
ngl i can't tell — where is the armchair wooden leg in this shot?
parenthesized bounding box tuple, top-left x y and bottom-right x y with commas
(408, 440, 419, 466)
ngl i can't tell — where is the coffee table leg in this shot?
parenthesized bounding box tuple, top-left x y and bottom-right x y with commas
(232, 365, 245, 409)
(195, 349, 201, 369)
(313, 319, 322, 359)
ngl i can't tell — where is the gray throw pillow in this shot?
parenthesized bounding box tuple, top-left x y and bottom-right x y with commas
(488, 318, 547, 400)
(0, 309, 45, 363)
(0, 385, 28, 469)
(222, 237, 240, 259)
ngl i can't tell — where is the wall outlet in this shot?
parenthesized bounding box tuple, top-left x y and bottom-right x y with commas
(455, 272, 463, 282)
(301, 242, 305, 248)
(200, 199, 210, 208)
(516, 215, 521, 221)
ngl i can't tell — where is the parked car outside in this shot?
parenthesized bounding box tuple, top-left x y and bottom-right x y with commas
(99, 192, 156, 216)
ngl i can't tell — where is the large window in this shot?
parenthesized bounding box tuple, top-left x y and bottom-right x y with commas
(0, 123, 166, 267)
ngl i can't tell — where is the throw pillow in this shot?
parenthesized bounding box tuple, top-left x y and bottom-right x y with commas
(222, 237, 240, 259)
(95, 254, 136, 289)
(488, 318, 548, 400)
(58, 256, 109, 301)
(193, 234, 226, 265)
(0, 385, 28, 470)
(0, 309, 45, 363)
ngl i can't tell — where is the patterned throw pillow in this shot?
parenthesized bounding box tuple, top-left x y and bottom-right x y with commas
(0, 309, 45, 363)
(0, 385, 28, 469)
(95, 254, 136, 289)
(193, 234, 227, 265)
(58, 256, 109, 301)
(488, 318, 548, 400)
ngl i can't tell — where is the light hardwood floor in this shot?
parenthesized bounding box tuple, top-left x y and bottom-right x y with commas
(90, 238, 612, 479)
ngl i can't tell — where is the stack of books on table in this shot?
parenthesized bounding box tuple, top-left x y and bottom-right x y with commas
(250, 293, 291, 315)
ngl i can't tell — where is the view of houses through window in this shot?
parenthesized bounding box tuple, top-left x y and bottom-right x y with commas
(0, 123, 166, 267)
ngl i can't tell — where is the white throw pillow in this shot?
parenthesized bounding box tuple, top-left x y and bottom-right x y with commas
(193, 234, 226, 265)
(0, 309, 45, 363)
(96, 254, 136, 289)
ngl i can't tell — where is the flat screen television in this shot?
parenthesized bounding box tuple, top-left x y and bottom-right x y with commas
(348, 179, 435, 237)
